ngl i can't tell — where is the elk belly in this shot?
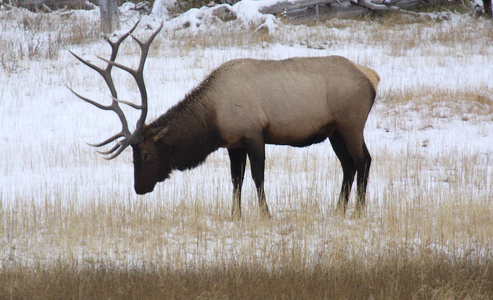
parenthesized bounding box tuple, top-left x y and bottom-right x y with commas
(264, 122, 335, 147)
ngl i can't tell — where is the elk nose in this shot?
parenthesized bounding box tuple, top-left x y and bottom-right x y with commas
(134, 183, 154, 195)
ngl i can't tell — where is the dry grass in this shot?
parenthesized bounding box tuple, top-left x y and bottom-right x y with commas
(1, 253, 492, 299)
(0, 8, 99, 72)
(1, 7, 493, 299)
(1, 142, 492, 298)
(380, 88, 493, 120)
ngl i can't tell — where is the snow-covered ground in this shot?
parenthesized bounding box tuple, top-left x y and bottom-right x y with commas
(0, 3, 492, 268)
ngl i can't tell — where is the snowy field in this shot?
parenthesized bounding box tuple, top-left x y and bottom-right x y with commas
(0, 3, 492, 272)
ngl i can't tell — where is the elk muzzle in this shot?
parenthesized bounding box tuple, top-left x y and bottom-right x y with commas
(134, 181, 156, 195)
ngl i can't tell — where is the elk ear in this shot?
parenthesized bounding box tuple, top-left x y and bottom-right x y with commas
(151, 126, 169, 143)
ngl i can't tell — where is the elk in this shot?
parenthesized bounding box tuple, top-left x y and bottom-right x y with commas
(69, 22, 380, 220)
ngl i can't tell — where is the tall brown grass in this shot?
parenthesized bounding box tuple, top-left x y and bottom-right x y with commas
(1, 252, 491, 299)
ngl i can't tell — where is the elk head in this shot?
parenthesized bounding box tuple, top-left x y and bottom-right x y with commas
(68, 21, 166, 194)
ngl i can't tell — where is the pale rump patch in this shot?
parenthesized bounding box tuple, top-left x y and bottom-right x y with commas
(351, 62, 380, 92)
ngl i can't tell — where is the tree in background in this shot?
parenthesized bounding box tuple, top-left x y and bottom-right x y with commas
(485, 0, 492, 17)
(100, 0, 120, 34)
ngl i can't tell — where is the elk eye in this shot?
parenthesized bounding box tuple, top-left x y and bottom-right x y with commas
(142, 153, 150, 162)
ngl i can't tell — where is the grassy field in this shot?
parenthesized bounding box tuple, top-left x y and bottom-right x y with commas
(1, 4, 492, 299)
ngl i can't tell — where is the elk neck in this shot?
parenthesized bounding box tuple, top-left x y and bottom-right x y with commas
(146, 85, 221, 171)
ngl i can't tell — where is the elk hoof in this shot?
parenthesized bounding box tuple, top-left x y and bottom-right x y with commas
(260, 209, 271, 220)
(231, 210, 241, 222)
(335, 204, 347, 217)
(351, 207, 365, 219)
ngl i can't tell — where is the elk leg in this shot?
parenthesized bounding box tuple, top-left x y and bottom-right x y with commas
(329, 131, 356, 216)
(354, 141, 371, 215)
(228, 148, 247, 221)
(342, 134, 370, 218)
(245, 138, 271, 220)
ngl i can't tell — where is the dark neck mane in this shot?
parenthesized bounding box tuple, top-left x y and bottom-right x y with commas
(145, 81, 220, 171)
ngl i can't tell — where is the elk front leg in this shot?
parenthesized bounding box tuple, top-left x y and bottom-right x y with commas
(228, 148, 247, 221)
(246, 138, 271, 220)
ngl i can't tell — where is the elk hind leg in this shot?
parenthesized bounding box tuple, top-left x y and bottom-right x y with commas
(329, 131, 356, 216)
(344, 136, 371, 218)
(355, 142, 371, 215)
(228, 148, 247, 221)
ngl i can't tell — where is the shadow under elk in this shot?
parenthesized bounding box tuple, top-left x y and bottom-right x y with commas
(69, 21, 380, 220)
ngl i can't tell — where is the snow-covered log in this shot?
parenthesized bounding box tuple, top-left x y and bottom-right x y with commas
(259, 0, 331, 14)
(8, 0, 96, 11)
(257, 0, 451, 24)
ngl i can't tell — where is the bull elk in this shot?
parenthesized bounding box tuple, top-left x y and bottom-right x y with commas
(69, 22, 380, 220)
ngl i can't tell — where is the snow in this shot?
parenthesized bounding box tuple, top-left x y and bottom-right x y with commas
(232, 0, 280, 32)
(0, 3, 492, 268)
(121, 0, 281, 33)
(150, 0, 176, 18)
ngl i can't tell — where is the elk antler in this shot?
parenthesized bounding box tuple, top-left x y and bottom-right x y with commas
(67, 21, 163, 159)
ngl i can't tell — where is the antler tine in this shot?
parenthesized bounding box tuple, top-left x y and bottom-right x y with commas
(95, 133, 142, 158)
(69, 50, 105, 76)
(97, 56, 135, 75)
(103, 145, 128, 160)
(66, 84, 111, 110)
(67, 82, 127, 148)
(130, 22, 164, 72)
(96, 143, 121, 155)
(111, 96, 142, 110)
(103, 20, 140, 67)
(86, 132, 125, 147)
(101, 136, 142, 160)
